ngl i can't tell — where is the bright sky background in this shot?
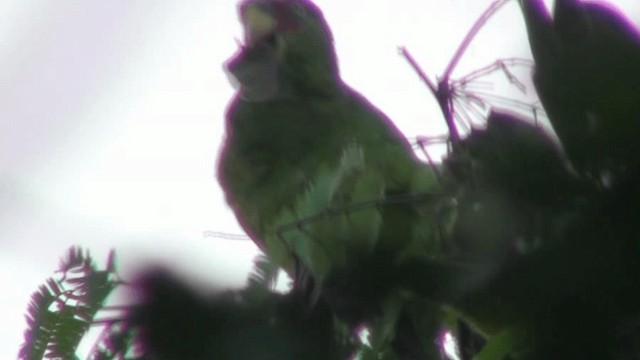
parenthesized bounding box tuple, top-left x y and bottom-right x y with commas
(2, 0, 639, 358)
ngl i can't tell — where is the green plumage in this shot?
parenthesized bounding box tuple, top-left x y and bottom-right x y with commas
(219, 88, 425, 253)
(218, 0, 436, 269)
(218, 1, 444, 356)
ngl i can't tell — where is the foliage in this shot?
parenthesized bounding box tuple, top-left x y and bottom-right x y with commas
(19, 247, 123, 360)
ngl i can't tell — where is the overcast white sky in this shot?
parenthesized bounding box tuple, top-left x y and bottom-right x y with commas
(1, 0, 639, 357)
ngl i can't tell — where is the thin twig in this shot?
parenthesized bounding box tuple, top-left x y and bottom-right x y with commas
(398, 47, 438, 95)
(398, 0, 511, 144)
(461, 90, 538, 110)
(86, 321, 119, 359)
(456, 97, 488, 125)
(442, 0, 511, 80)
(452, 99, 479, 130)
(276, 192, 441, 237)
(203, 231, 251, 241)
(412, 135, 450, 146)
(453, 58, 534, 87)
(452, 108, 472, 133)
(99, 305, 131, 312)
(458, 80, 494, 91)
(91, 317, 126, 326)
(399, 47, 461, 143)
(499, 63, 527, 93)
(415, 141, 444, 183)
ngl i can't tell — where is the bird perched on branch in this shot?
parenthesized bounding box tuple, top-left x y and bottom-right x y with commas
(217, 0, 443, 356)
(218, 0, 441, 282)
(518, 0, 640, 183)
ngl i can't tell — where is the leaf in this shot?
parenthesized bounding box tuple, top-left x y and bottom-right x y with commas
(86, 322, 139, 360)
(20, 247, 121, 359)
(106, 250, 116, 273)
(19, 285, 57, 360)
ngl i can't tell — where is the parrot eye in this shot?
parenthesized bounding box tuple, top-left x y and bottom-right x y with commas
(264, 33, 278, 47)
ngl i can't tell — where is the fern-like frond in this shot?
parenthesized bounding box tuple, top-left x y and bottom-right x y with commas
(20, 247, 120, 360)
(19, 285, 57, 360)
(85, 321, 139, 360)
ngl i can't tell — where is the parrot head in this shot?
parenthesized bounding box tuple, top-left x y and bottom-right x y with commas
(225, 0, 341, 101)
(239, 0, 301, 48)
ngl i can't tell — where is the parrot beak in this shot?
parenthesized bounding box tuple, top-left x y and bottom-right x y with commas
(243, 5, 278, 47)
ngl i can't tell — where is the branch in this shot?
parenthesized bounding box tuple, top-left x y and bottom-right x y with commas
(399, 47, 461, 143)
(442, 0, 511, 80)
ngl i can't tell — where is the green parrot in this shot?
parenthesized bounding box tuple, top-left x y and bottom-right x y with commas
(517, 0, 640, 182)
(217, 0, 446, 287)
(218, 1, 625, 357)
(218, 0, 444, 356)
(218, 0, 431, 256)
